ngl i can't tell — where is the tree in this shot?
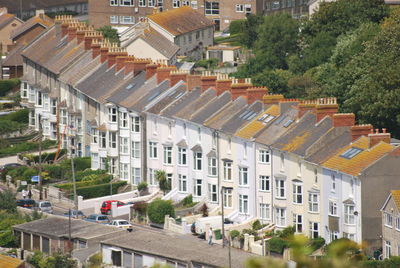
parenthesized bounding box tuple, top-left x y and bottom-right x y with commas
(155, 170, 170, 194)
(96, 26, 120, 44)
(240, 14, 264, 48)
(0, 189, 16, 213)
(147, 199, 175, 224)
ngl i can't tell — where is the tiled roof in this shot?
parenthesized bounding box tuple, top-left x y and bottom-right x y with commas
(107, 72, 146, 105)
(119, 75, 159, 110)
(161, 87, 202, 118)
(130, 80, 171, 111)
(1, 43, 25, 66)
(138, 27, 180, 59)
(391, 190, 400, 210)
(0, 254, 24, 268)
(148, 6, 214, 36)
(147, 84, 192, 115)
(236, 105, 279, 139)
(273, 113, 333, 156)
(0, 13, 18, 30)
(322, 136, 395, 176)
(10, 14, 53, 40)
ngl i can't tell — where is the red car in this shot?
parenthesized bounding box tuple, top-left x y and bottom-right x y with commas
(100, 200, 125, 215)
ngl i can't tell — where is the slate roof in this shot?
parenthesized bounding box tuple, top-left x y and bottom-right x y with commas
(254, 107, 299, 146)
(322, 136, 395, 176)
(305, 127, 352, 164)
(190, 91, 232, 124)
(273, 113, 333, 156)
(135, 27, 179, 59)
(174, 88, 217, 121)
(236, 104, 280, 139)
(148, 6, 214, 36)
(59, 51, 101, 86)
(130, 80, 171, 111)
(145, 83, 187, 115)
(118, 75, 158, 109)
(102, 226, 255, 268)
(221, 101, 264, 135)
(22, 26, 86, 75)
(106, 71, 147, 105)
(204, 97, 248, 130)
(75, 62, 127, 103)
(161, 87, 202, 118)
(10, 14, 53, 40)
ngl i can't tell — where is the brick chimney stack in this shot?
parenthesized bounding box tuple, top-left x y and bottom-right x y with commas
(247, 87, 268, 104)
(145, 62, 159, 79)
(368, 128, 391, 148)
(200, 71, 217, 92)
(316, 97, 339, 122)
(76, 27, 85, 44)
(156, 65, 177, 85)
(215, 73, 232, 96)
(116, 56, 129, 72)
(170, 70, 188, 87)
(333, 113, 355, 128)
(187, 75, 201, 91)
(297, 100, 316, 119)
(350, 124, 373, 141)
(67, 23, 78, 42)
(263, 94, 285, 105)
(231, 78, 252, 100)
(107, 46, 128, 68)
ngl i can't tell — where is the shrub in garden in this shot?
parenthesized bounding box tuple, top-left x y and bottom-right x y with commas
(137, 181, 148, 192)
(252, 219, 262, 230)
(0, 78, 20, 96)
(268, 237, 288, 254)
(309, 237, 326, 252)
(147, 198, 175, 224)
(229, 19, 245, 35)
(230, 230, 240, 239)
(182, 194, 193, 207)
(75, 181, 126, 199)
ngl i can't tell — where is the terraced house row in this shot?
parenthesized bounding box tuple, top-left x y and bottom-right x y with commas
(20, 16, 400, 254)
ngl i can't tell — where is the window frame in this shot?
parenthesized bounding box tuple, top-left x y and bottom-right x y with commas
(308, 193, 319, 213)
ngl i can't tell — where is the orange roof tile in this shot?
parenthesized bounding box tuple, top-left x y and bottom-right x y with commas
(148, 6, 214, 36)
(391, 190, 400, 209)
(322, 136, 394, 176)
(236, 105, 279, 139)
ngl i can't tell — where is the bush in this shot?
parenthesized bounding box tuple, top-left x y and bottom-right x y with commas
(0, 190, 17, 213)
(3, 109, 29, 123)
(73, 157, 91, 171)
(137, 181, 148, 192)
(230, 230, 240, 239)
(194, 58, 219, 69)
(75, 181, 127, 199)
(276, 226, 295, 238)
(0, 79, 20, 96)
(44, 164, 63, 179)
(309, 237, 326, 252)
(229, 19, 245, 35)
(182, 194, 193, 206)
(75, 169, 107, 181)
(0, 140, 56, 157)
(252, 220, 262, 230)
(363, 257, 400, 268)
(147, 199, 175, 224)
(268, 237, 288, 255)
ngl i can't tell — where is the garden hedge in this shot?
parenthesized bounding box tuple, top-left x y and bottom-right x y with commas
(267, 237, 288, 255)
(75, 181, 127, 199)
(147, 198, 175, 224)
(57, 174, 112, 190)
(229, 19, 245, 35)
(0, 79, 20, 96)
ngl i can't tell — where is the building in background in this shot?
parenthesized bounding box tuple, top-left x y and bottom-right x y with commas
(0, 7, 23, 54)
(1, 0, 88, 20)
(89, 0, 265, 32)
(264, 0, 308, 18)
(1, 11, 53, 79)
(381, 189, 400, 258)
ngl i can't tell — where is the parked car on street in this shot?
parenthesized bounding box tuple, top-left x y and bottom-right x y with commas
(109, 219, 132, 229)
(16, 199, 35, 208)
(85, 214, 110, 224)
(100, 200, 125, 215)
(63, 210, 86, 219)
(34, 201, 53, 214)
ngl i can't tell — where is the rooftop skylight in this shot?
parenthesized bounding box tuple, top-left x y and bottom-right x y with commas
(340, 147, 363, 159)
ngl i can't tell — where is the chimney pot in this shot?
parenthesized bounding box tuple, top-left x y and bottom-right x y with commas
(368, 129, 391, 148)
(383, 128, 387, 133)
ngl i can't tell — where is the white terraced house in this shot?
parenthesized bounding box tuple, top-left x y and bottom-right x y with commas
(20, 16, 400, 254)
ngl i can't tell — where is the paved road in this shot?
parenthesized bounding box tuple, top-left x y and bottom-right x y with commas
(0, 148, 58, 166)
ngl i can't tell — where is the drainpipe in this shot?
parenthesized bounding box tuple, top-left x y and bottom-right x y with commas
(252, 139, 257, 220)
(141, 113, 147, 185)
(269, 146, 274, 229)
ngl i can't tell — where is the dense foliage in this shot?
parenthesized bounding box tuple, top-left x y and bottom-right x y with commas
(0, 139, 56, 158)
(27, 251, 77, 268)
(0, 78, 20, 96)
(147, 198, 175, 224)
(232, 0, 400, 137)
(97, 25, 120, 44)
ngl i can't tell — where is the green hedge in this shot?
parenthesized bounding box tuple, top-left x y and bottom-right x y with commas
(2, 109, 29, 123)
(57, 174, 112, 190)
(75, 181, 127, 199)
(363, 257, 400, 268)
(229, 19, 246, 35)
(0, 140, 56, 157)
(147, 198, 175, 224)
(268, 237, 288, 255)
(0, 79, 20, 97)
(27, 149, 66, 163)
(75, 168, 107, 181)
